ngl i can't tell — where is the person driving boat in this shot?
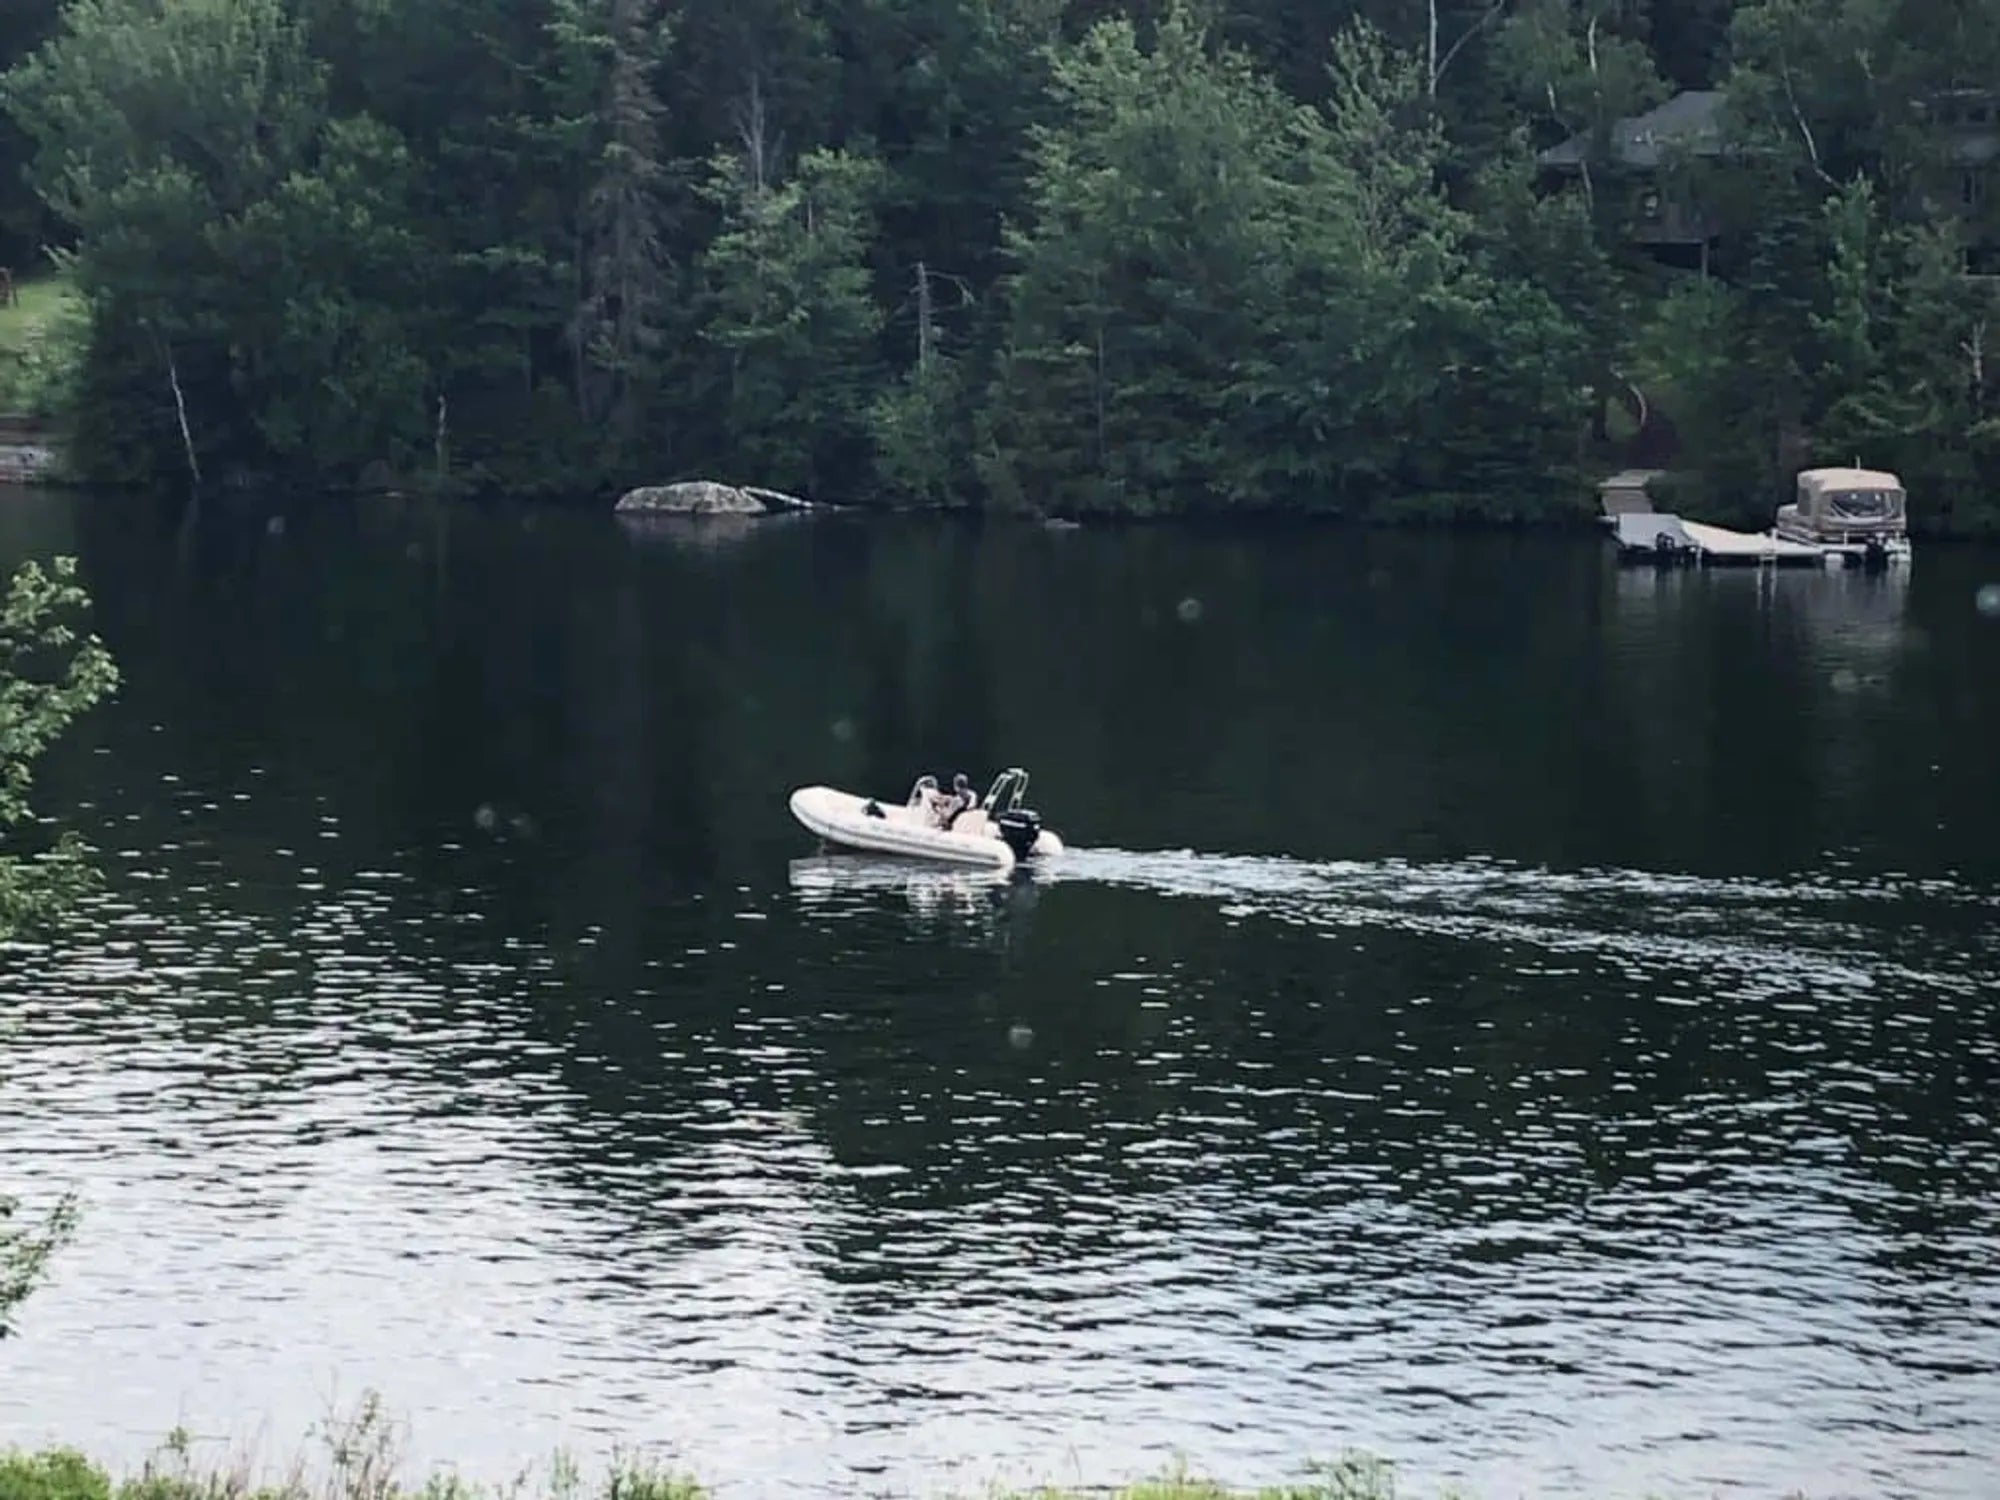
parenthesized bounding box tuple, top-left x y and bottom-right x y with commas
(904, 772, 975, 828)
(940, 772, 975, 828)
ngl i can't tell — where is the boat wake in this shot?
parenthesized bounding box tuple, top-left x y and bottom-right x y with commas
(789, 845, 2000, 998)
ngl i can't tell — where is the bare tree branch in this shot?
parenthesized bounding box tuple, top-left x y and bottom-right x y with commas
(1432, 0, 1506, 97)
(1778, 48, 1837, 186)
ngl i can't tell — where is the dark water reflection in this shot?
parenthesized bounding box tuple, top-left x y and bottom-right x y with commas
(1, 491, 1997, 1499)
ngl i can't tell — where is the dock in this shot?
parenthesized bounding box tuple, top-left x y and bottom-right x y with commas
(1609, 511, 1837, 567)
(1598, 464, 1911, 570)
(0, 412, 58, 484)
(1597, 469, 1665, 517)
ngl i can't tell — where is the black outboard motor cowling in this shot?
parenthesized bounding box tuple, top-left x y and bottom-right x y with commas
(995, 808, 1042, 861)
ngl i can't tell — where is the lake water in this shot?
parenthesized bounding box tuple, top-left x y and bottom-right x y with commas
(2, 490, 1997, 1500)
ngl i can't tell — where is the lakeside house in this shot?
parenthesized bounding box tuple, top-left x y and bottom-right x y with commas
(1537, 87, 2000, 276)
(1536, 91, 1728, 275)
(1918, 88, 2000, 271)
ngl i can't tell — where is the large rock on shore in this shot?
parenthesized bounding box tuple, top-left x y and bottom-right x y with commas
(613, 480, 817, 515)
(615, 480, 766, 515)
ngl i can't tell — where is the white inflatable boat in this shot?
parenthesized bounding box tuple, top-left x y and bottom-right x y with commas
(788, 767, 1065, 871)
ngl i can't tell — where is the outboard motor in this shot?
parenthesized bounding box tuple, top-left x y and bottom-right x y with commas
(994, 807, 1043, 861)
(982, 767, 1046, 861)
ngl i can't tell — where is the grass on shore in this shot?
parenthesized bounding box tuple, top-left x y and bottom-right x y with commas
(0, 1392, 1815, 1500)
(0, 266, 84, 418)
(0, 1446, 1412, 1500)
(0, 1393, 1394, 1500)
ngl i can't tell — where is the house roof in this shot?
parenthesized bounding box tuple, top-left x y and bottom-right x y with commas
(1538, 90, 1727, 170)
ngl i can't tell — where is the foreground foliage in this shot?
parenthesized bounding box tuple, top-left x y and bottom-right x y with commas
(0, 555, 118, 932)
(3, 0, 2000, 526)
(0, 1194, 76, 1340)
(0, 553, 116, 1338)
(0, 1434, 1805, 1500)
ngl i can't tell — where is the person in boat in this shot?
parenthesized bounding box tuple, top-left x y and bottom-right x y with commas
(894, 771, 975, 829)
(940, 772, 976, 829)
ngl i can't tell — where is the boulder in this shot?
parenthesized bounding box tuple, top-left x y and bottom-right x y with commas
(614, 480, 767, 515)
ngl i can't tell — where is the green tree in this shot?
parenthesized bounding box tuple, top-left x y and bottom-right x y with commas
(8, 0, 1999, 522)
(696, 144, 887, 497)
(1808, 176, 1888, 446)
(833, 0, 1064, 295)
(988, 7, 1579, 515)
(1801, 186, 2000, 531)
(870, 260, 973, 506)
(213, 115, 435, 476)
(1887, 222, 2000, 533)
(1719, 0, 2000, 196)
(659, 0, 835, 184)
(984, 5, 1320, 512)
(1494, 0, 1668, 140)
(1468, 132, 1619, 415)
(1275, 18, 1506, 499)
(1647, 0, 1739, 89)
(552, 0, 678, 452)
(0, 555, 116, 1339)
(294, 0, 606, 492)
(0, 556, 119, 930)
(0, 0, 66, 265)
(1, 0, 440, 485)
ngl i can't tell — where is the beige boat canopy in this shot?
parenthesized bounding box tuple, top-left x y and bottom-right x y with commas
(1796, 466, 1905, 523)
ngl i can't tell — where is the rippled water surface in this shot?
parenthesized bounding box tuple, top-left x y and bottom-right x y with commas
(3, 492, 1998, 1500)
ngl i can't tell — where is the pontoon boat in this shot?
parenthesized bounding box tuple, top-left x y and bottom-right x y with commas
(1773, 467, 1913, 567)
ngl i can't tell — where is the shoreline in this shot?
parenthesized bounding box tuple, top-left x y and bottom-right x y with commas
(0, 1433, 1802, 1500)
(36, 485, 2000, 551)
(14, 461, 2000, 546)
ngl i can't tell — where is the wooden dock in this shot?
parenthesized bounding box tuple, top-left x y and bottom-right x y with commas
(0, 411, 57, 484)
(1597, 469, 1665, 517)
(1609, 512, 1834, 567)
(1679, 519, 1830, 563)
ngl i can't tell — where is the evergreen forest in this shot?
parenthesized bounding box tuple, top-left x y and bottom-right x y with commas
(5, 0, 2000, 530)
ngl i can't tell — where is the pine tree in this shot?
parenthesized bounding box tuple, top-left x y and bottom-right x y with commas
(697, 145, 887, 497)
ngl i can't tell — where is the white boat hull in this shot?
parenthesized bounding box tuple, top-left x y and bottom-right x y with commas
(788, 785, 1063, 871)
(1770, 525, 1912, 567)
